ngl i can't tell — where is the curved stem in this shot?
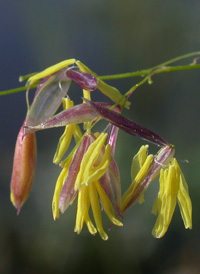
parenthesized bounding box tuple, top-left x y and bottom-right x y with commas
(156, 51, 200, 66)
(99, 52, 200, 80)
(125, 64, 200, 97)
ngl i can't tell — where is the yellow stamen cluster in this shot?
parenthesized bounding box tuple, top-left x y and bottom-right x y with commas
(152, 158, 192, 238)
(53, 132, 122, 240)
(74, 133, 110, 190)
(75, 181, 122, 240)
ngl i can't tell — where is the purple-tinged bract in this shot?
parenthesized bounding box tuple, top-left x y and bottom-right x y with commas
(67, 69, 98, 91)
(84, 99, 169, 147)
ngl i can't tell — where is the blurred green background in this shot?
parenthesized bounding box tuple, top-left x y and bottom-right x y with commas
(0, 1, 200, 273)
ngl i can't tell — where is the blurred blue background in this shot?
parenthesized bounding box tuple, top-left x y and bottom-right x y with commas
(0, 1, 200, 273)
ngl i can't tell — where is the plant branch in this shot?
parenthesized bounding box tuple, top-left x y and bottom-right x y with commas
(99, 51, 200, 80)
(0, 85, 38, 96)
(1, 52, 200, 96)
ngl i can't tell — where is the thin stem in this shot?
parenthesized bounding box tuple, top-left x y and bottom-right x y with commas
(125, 76, 149, 96)
(157, 51, 200, 66)
(155, 64, 200, 73)
(124, 63, 200, 98)
(1, 52, 200, 96)
(99, 64, 200, 80)
(99, 52, 200, 80)
(124, 63, 187, 98)
(0, 85, 38, 96)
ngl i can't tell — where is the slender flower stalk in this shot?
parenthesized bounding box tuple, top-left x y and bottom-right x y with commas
(1, 52, 200, 97)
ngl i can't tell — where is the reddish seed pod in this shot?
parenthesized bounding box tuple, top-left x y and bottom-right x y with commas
(10, 125, 37, 214)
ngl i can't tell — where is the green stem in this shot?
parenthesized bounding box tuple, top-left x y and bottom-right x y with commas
(156, 51, 200, 66)
(125, 76, 149, 96)
(99, 51, 200, 80)
(1, 51, 200, 96)
(125, 64, 200, 97)
(0, 85, 38, 96)
(100, 64, 200, 80)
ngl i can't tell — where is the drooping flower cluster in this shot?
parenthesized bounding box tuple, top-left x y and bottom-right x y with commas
(10, 59, 192, 240)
